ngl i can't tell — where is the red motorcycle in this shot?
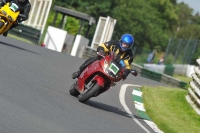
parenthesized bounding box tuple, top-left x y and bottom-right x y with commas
(69, 51, 137, 103)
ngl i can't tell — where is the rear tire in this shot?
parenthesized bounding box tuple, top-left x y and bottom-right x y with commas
(78, 82, 101, 103)
(69, 81, 80, 97)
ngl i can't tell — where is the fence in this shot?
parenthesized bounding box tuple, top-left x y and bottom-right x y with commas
(130, 38, 200, 65)
(188, 59, 200, 115)
(9, 24, 41, 45)
(165, 37, 199, 64)
(82, 46, 97, 59)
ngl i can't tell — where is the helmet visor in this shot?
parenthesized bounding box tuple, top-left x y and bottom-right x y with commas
(121, 42, 132, 49)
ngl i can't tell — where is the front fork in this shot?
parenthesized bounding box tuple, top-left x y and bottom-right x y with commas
(82, 75, 106, 97)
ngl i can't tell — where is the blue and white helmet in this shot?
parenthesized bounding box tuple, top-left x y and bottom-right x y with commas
(119, 34, 134, 51)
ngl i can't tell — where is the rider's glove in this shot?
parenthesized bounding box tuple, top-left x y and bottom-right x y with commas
(122, 69, 130, 79)
(97, 50, 105, 56)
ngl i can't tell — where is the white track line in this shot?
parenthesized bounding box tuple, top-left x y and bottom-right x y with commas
(119, 84, 151, 133)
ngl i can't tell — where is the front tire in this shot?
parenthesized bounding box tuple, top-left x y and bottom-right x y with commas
(78, 82, 101, 103)
(69, 81, 80, 97)
(0, 21, 4, 29)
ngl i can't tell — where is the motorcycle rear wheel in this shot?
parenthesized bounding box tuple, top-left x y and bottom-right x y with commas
(69, 81, 80, 97)
(78, 82, 101, 103)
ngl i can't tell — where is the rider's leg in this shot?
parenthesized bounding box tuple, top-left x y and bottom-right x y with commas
(72, 56, 100, 79)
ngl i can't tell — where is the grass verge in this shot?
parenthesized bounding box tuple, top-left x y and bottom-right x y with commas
(173, 74, 192, 84)
(8, 34, 36, 44)
(142, 86, 200, 133)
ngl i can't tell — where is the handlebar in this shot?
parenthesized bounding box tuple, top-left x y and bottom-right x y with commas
(97, 52, 105, 58)
(18, 14, 26, 18)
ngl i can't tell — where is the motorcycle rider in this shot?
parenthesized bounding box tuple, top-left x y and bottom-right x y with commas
(72, 33, 137, 80)
(0, 0, 31, 37)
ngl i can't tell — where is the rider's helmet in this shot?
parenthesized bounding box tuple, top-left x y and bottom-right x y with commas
(18, 0, 26, 3)
(119, 34, 134, 51)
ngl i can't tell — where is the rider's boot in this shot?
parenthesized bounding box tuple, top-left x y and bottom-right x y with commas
(3, 31, 8, 37)
(72, 70, 81, 79)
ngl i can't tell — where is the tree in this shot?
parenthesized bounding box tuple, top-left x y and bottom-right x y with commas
(46, 0, 199, 54)
(111, 0, 177, 51)
(176, 2, 193, 28)
(173, 2, 200, 39)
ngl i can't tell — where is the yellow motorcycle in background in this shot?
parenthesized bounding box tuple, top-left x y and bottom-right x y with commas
(0, 2, 20, 35)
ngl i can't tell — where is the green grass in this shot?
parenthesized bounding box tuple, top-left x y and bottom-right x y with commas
(8, 34, 36, 44)
(173, 74, 192, 83)
(142, 86, 200, 133)
(173, 74, 192, 89)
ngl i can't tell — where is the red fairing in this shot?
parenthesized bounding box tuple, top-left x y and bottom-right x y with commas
(70, 51, 137, 103)
(77, 60, 105, 93)
(76, 52, 124, 94)
(92, 75, 105, 87)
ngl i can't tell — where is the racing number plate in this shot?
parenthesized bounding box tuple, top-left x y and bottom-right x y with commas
(10, 3, 19, 12)
(108, 63, 119, 75)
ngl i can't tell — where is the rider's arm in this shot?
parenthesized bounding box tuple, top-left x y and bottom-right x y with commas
(0, 0, 11, 6)
(122, 53, 133, 79)
(97, 43, 109, 53)
(123, 50, 133, 70)
(124, 59, 131, 69)
(97, 40, 117, 53)
(19, 4, 31, 22)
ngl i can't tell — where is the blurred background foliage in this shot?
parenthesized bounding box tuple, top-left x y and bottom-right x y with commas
(44, 0, 200, 65)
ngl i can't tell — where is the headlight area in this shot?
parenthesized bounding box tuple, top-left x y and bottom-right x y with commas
(7, 15, 14, 21)
(103, 60, 116, 78)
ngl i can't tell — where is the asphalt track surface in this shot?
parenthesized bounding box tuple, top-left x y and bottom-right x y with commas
(0, 36, 168, 133)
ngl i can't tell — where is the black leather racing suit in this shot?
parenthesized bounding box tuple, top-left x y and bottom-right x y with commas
(78, 40, 134, 79)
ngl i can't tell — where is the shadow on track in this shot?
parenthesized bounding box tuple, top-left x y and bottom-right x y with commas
(85, 100, 143, 120)
(0, 41, 40, 55)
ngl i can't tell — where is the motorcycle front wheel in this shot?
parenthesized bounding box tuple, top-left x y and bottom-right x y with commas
(78, 82, 101, 103)
(69, 80, 80, 97)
